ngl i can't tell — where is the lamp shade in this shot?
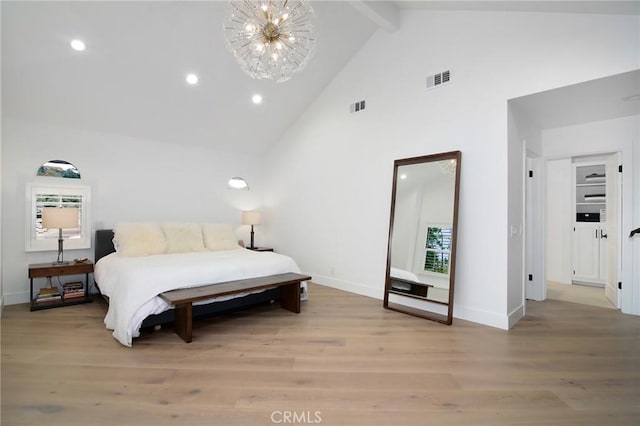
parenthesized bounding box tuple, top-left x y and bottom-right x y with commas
(242, 211, 262, 226)
(42, 207, 79, 229)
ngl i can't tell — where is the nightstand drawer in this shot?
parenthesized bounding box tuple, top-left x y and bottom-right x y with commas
(29, 262, 94, 278)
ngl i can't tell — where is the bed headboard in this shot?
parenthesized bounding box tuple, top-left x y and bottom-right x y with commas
(95, 229, 115, 263)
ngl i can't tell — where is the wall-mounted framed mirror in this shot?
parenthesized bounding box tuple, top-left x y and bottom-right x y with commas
(384, 151, 461, 324)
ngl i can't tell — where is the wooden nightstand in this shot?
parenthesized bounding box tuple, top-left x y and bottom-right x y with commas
(247, 247, 274, 252)
(29, 261, 94, 311)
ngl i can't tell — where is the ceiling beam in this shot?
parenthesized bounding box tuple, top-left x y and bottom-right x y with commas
(349, 1, 399, 32)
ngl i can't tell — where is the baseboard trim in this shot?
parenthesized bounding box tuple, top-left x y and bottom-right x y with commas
(311, 273, 510, 330)
(508, 303, 525, 328)
(309, 274, 383, 300)
(449, 304, 510, 330)
(3, 291, 30, 306)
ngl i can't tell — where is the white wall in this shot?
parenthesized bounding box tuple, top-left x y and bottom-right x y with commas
(1, 118, 265, 304)
(508, 104, 544, 307)
(545, 158, 573, 284)
(264, 10, 639, 329)
(0, 114, 3, 316)
(506, 107, 525, 322)
(0, 1, 3, 314)
(542, 114, 639, 314)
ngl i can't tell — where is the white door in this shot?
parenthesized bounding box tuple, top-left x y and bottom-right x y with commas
(599, 224, 607, 282)
(525, 156, 544, 301)
(605, 154, 620, 307)
(572, 223, 599, 282)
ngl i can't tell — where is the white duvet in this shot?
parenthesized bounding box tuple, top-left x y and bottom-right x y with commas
(390, 267, 420, 282)
(94, 248, 304, 347)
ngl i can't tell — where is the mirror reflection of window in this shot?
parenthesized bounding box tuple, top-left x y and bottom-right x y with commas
(424, 226, 452, 275)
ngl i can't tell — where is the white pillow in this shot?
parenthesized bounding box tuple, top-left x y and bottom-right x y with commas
(162, 222, 205, 254)
(113, 222, 167, 257)
(202, 223, 240, 251)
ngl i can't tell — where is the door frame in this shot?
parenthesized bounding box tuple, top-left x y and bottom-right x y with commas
(525, 153, 544, 301)
(533, 147, 633, 313)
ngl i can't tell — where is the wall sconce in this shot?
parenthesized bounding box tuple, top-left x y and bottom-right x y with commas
(228, 177, 249, 190)
(242, 210, 262, 249)
(42, 207, 79, 264)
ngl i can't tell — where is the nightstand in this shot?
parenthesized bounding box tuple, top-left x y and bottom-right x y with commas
(29, 261, 94, 311)
(247, 247, 274, 252)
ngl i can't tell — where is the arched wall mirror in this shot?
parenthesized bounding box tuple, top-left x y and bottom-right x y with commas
(37, 160, 81, 179)
(384, 151, 461, 324)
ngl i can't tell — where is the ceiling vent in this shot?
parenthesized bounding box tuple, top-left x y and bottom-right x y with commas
(426, 70, 451, 90)
(350, 100, 366, 113)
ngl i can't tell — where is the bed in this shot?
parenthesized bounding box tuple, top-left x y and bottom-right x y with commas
(94, 225, 307, 347)
(389, 267, 432, 297)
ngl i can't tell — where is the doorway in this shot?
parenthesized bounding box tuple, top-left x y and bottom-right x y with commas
(511, 70, 639, 319)
(544, 153, 621, 310)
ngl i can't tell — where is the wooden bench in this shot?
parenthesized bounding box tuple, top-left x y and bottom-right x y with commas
(159, 272, 311, 343)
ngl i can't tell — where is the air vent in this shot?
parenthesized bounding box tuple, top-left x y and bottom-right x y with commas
(349, 100, 366, 113)
(426, 70, 451, 89)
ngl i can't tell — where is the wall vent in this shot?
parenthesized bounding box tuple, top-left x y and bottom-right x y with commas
(426, 70, 451, 89)
(349, 100, 366, 113)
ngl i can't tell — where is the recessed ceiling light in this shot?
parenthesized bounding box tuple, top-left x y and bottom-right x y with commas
(400, 174, 407, 180)
(186, 74, 199, 85)
(252, 94, 263, 104)
(70, 39, 86, 51)
(227, 177, 249, 190)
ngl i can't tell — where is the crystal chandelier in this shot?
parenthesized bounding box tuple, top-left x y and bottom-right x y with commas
(223, 0, 317, 83)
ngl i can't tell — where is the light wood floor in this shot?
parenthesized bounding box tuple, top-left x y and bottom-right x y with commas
(2, 283, 639, 426)
(547, 280, 616, 310)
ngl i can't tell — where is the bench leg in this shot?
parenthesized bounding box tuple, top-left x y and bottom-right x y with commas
(174, 302, 193, 343)
(280, 282, 301, 314)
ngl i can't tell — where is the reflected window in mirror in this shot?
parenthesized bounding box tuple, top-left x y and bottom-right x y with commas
(424, 225, 452, 275)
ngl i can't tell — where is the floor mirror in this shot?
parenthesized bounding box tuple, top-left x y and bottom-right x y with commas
(383, 151, 461, 324)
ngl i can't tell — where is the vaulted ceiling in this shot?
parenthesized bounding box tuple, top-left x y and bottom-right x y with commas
(3, 1, 638, 154)
(2, 1, 378, 154)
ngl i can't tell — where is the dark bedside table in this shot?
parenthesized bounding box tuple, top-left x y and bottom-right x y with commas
(29, 261, 94, 311)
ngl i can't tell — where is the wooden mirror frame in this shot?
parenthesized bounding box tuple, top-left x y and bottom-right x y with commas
(383, 151, 461, 325)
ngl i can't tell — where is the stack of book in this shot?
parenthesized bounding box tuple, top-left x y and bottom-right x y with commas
(35, 287, 61, 305)
(63, 282, 85, 301)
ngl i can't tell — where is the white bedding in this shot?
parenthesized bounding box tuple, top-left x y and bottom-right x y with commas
(94, 248, 305, 347)
(390, 267, 420, 282)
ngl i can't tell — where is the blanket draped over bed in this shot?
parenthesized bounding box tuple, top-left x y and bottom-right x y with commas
(95, 248, 304, 347)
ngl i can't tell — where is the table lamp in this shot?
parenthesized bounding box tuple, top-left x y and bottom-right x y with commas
(42, 207, 79, 265)
(242, 210, 262, 249)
